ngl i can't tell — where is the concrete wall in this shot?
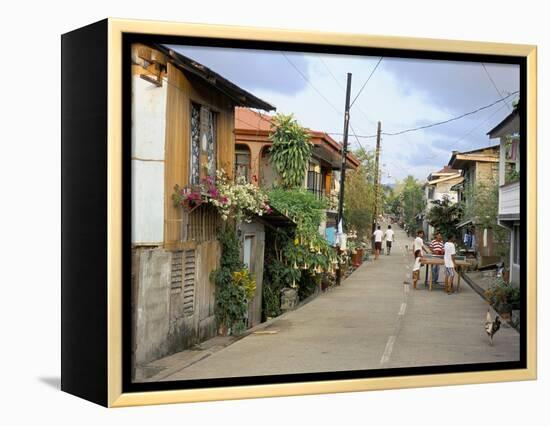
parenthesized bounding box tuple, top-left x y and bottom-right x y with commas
(131, 74, 167, 244)
(132, 241, 220, 377)
(132, 248, 171, 367)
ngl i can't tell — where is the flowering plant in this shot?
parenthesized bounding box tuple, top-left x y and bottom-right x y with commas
(172, 170, 271, 222)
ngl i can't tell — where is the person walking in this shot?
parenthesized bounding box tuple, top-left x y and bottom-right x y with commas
(373, 225, 384, 260)
(384, 225, 395, 255)
(412, 230, 431, 289)
(429, 231, 445, 285)
(444, 234, 457, 294)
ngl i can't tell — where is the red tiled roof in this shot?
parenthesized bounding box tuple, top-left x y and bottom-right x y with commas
(235, 107, 273, 132)
(234, 108, 360, 169)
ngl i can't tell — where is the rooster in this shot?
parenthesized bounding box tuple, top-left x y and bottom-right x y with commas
(485, 310, 501, 346)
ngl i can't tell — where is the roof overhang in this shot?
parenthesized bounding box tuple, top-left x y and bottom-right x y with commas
(427, 174, 464, 186)
(158, 45, 276, 111)
(487, 110, 520, 138)
(447, 144, 499, 168)
(310, 132, 360, 170)
(254, 207, 296, 229)
(456, 218, 474, 228)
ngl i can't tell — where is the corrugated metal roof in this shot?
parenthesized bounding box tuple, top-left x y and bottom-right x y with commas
(157, 45, 276, 111)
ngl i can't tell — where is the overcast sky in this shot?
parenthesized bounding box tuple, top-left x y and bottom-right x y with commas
(168, 44, 519, 184)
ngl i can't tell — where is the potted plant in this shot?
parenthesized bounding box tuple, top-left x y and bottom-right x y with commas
(484, 277, 520, 320)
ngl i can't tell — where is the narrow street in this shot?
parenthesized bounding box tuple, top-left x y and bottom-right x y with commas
(160, 226, 519, 382)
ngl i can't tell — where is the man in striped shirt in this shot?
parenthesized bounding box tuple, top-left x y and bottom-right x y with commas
(430, 232, 445, 284)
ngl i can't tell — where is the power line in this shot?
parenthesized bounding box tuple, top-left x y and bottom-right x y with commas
(349, 123, 367, 152)
(326, 90, 519, 139)
(482, 63, 512, 112)
(283, 53, 371, 155)
(318, 56, 377, 129)
(327, 131, 377, 139)
(350, 57, 383, 108)
(383, 90, 518, 136)
(281, 52, 342, 116)
(453, 95, 516, 145)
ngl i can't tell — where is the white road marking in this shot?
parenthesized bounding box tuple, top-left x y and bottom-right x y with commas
(398, 303, 407, 315)
(378, 228, 410, 366)
(380, 336, 396, 365)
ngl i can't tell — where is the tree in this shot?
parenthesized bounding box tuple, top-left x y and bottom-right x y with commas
(400, 175, 425, 236)
(426, 195, 463, 239)
(463, 178, 510, 259)
(268, 113, 313, 189)
(343, 147, 376, 240)
(386, 187, 402, 219)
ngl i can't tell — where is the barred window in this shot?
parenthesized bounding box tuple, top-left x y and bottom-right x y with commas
(235, 145, 251, 182)
(190, 103, 217, 184)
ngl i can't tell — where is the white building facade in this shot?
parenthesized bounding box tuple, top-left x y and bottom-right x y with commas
(488, 110, 520, 286)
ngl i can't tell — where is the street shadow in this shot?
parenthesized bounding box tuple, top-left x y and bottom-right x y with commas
(38, 376, 61, 390)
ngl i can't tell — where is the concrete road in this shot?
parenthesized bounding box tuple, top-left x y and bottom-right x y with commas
(162, 226, 520, 381)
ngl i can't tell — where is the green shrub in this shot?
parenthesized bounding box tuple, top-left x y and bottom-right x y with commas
(211, 229, 255, 335)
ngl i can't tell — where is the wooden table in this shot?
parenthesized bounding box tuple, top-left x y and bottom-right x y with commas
(420, 257, 472, 292)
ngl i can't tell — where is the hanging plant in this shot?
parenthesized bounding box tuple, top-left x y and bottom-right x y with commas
(268, 113, 313, 189)
(172, 170, 272, 222)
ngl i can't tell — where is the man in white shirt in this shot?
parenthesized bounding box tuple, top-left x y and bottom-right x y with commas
(373, 225, 384, 260)
(412, 230, 431, 289)
(444, 234, 457, 294)
(384, 225, 395, 256)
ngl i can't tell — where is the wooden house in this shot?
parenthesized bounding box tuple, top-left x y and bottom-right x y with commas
(130, 44, 275, 380)
(448, 145, 504, 267)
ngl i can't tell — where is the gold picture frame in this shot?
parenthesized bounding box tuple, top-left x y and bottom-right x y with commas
(61, 18, 537, 407)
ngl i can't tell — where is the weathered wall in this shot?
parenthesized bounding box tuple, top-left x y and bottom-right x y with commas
(132, 241, 220, 374)
(131, 73, 167, 244)
(476, 161, 498, 184)
(132, 248, 171, 367)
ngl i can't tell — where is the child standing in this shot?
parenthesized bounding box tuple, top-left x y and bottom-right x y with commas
(444, 234, 457, 294)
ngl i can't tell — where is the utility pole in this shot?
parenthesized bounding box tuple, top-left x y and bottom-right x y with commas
(336, 73, 352, 286)
(372, 121, 382, 234)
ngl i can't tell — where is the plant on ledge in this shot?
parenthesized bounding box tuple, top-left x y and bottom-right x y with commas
(268, 113, 313, 189)
(172, 170, 271, 222)
(210, 230, 256, 335)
